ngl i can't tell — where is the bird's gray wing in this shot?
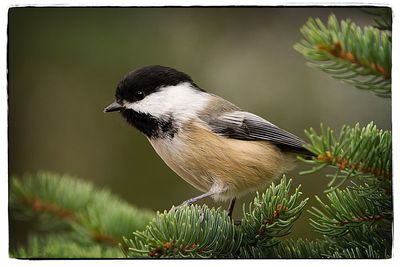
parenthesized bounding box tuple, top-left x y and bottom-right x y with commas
(206, 111, 310, 154)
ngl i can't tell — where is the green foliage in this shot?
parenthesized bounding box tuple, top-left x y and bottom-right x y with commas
(362, 8, 392, 31)
(265, 238, 335, 258)
(12, 235, 123, 258)
(272, 237, 388, 259)
(300, 122, 391, 191)
(294, 13, 391, 97)
(10, 172, 155, 257)
(239, 178, 308, 249)
(11, 174, 308, 258)
(122, 205, 242, 258)
(310, 189, 389, 235)
(122, 175, 307, 258)
(239, 122, 392, 259)
(299, 122, 392, 259)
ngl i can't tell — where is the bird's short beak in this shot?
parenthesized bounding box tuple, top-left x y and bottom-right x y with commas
(104, 101, 124, 113)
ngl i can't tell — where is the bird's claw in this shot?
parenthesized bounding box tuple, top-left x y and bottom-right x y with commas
(174, 200, 191, 210)
(198, 207, 205, 224)
(171, 201, 206, 224)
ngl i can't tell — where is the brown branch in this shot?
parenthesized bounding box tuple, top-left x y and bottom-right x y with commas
(263, 204, 288, 225)
(317, 151, 391, 179)
(247, 204, 288, 246)
(148, 241, 199, 258)
(318, 41, 390, 79)
(337, 214, 384, 226)
(91, 232, 119, 246)
(30, 197, 76, 221)
(21, 196, 120, 246)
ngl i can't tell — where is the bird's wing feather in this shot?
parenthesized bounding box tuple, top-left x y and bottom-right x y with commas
(206, 111, 309, 153)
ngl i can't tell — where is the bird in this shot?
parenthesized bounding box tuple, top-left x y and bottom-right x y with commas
(104, 65, 311, 217)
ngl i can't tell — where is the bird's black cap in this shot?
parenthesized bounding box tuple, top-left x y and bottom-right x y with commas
(115, 65, 201, 103)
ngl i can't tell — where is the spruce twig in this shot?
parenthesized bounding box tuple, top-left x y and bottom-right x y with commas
(294, 14, 391, 97)
(123, 176, 308, 258)
(10, 173, 154, 247)
(299, 122, 392, 191)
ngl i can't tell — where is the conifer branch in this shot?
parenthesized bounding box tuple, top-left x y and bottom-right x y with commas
(28, 197, 76, 221)
(299, 122, 391, 191)
(308, 188, 388, 236)
(267, 238, 335, 258)
(239, 178, 308, 248)
(11, 235, 123, 258)
(362, 8, 392, 32)
(122, 176, 308, 258)
(122, 205, 242, 258)
(10, 173, 155, 248)
(238, 236, 389, 259)
(294, 14, 391, 97)
(296, 121, 392, 258)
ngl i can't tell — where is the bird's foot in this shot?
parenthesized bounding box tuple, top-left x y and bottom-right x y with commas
(174, 198, 198, 209)
(171, 201, 206, 224)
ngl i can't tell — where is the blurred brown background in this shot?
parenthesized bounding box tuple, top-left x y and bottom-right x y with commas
(8, 7, 391, 247)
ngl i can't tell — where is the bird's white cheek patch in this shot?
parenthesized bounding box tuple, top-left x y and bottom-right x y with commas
(124, 82, 209, 123)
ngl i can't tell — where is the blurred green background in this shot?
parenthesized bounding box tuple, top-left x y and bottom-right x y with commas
(8, 7, 391, 248)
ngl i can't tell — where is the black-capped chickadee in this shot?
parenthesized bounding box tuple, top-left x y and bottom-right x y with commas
(104, 65, 311, 217)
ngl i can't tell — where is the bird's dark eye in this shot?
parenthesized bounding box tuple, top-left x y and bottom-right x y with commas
(135, 91, 144, 100)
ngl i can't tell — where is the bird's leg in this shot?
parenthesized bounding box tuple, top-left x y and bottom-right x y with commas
(176, 191, 216, 208)
(176, 185, 227, 208)
(227, 197, 237, 218)
(175, 190, 220, 224)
